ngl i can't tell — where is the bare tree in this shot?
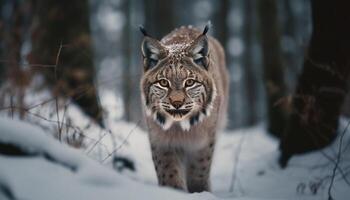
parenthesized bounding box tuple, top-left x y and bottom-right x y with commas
(258, 0, 287, 137)
(0, 0, 32, 118)
(122, 0, 132, 122)
(30, 0, 104, 127)
(0, 1, 5, 84)
(144, 0, 175, 40)
(242, 0, 258, 126)
(213, 0, 229, 47)
(279, 0, 350, 167)
(341, 79, 350, 117)
(281, 0, 299, 88)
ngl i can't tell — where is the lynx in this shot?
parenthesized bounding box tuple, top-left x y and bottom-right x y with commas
(140, 25, 229, 193)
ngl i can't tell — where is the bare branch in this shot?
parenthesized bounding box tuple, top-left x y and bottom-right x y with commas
(102, 119, 142, 163)
(328, 119, 350, 200)
(229, 133, 246, 193)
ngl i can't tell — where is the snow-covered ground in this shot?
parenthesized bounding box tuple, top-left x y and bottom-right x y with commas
(0, 117, 218, 200)
(0, 89, 350, 200)
(1, 115, 350, 200)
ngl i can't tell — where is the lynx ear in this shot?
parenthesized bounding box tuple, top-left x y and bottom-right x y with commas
(141, 37, 166, 71)
(189, 35, 209, 70)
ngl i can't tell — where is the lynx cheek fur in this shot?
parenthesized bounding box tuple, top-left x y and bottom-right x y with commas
(140, 25, 229, 192)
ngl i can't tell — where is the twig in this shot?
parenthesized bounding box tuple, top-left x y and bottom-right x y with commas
(86, 129, 109, 155)
(23, 108, 110, 152)
(60, 98, 71, 134)
(102, 120, 142, 163)
(319, 150, 350, 186)
(10, 94, 14, 119)
(327, 120, 350, 200)
(229, 133, 246, 193)
(54, 43, 64, 141)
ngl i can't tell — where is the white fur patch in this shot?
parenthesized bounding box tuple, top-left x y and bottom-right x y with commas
(162, 119, 173, 130)
(144, 106, 152, 116)
(180, 120, 191, 131)
(193, 54, 203, 60)
(150, 54, 159, 60)
(148, 44, 160, 54)
(192, 45, 203, 54)
(199, 112, 206, 122)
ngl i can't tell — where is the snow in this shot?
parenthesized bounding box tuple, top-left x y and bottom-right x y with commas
(0, 117, 217, 200)
(0, 90, 350, 200)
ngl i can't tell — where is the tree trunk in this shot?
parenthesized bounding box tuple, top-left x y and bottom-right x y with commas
(258, 0, 287, 137)
(30, 0, 104, 127)
(144, 0, 175, 39)
(0, 0, 31, 118)
(279, 0, 350, 168)
(342, 79, 350, 117)
(243, 0, 258, 126)
(281, 0, 299, 89)
(213, 0, 229, 46)
(0, 0, 5, 84)
(122, 0, 132, 121)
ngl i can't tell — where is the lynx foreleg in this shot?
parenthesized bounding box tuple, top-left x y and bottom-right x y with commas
(151, 145, 187, 191)
(185, 140, 215, 193)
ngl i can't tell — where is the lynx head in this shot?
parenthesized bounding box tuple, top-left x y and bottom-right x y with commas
(140, 25, 216, 131)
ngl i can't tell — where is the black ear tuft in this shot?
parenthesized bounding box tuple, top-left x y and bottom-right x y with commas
(202, 25, 209, 35)
(202, 21, 211, 35)
(139, 25, 148, 37)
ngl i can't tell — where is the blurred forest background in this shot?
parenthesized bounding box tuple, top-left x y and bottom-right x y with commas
(0, 0, 312, 126)
(1, 0, 350, 163)
(1, 1, 350, 199)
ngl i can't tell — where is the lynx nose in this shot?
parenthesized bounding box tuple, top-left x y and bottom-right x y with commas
(169, 90, 185, 109)
(171, 101, 184, 109)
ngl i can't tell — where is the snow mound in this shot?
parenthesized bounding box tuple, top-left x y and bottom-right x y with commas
(0, 117, 218, 200)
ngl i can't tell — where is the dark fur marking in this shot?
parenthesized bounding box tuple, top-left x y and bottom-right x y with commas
(156, 112, 166, 125)
(202, 108, 207, 115)
(139, 25, 148, 37)
(190, 113, 200, 126)
(202, 23, 210, 35)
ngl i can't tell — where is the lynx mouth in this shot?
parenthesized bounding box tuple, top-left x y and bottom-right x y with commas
(165, 109, 191, 118)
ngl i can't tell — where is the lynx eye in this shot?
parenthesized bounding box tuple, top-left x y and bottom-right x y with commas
(159, 79, 169, 87)
(185, 79, 195, 87)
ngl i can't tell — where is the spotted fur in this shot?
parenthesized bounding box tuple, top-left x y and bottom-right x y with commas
(140, 25, 229, 192)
